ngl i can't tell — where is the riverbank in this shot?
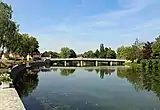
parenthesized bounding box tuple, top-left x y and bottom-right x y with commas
(0, 60, 26, 110)
(0, 88, 25, 110)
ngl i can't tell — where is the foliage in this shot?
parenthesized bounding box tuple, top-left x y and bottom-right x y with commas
(41, 51, 50, 57)
(0, 2, 39, 58)
(41, 48, 76, 58)
(83, 50, 95, 58)
(99, 43, 105, 58)
(0, 2, 18, 53)
(152, 35, 160, 59)
(0, 73, 12, 82)
(133, 39, 144, 61)
(142, 41, 153, 59)
(106, 48, 116, 59)
(100, 43, 105, 53)
(60, 47, 77, 58)
(41, 51, 60, 58)
(117, 46, 129, 59)
(118, 46, 135, 62)
(94, 49, 100, 58)
(133, 38, 145, 50)
(60, 47, 70, 58)
(117, 39, 145, 62)
(141, 59, 160, 71)
(69, 49, 77, 58)
(83, 44, 116, 59)
(9, 34, 39, 57)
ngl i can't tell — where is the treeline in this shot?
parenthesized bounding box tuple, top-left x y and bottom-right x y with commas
(83, 44, 116, 59)
(41, 47, 76, 58)
(117, 35, 160, 62)
(0, 2, 39, 57)
(42, 44, 116, 59)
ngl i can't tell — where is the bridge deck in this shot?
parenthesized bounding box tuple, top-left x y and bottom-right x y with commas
(49, 58, 125, 62)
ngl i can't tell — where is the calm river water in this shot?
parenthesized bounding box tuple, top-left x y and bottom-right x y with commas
(16, 66, 160, 110)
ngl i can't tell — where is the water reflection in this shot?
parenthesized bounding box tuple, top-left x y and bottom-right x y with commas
(117, 66, 160, 99)
(15, 66, 160, 110)
(95, 68, 115, 79)
(15, 69, 39, 98)
(60, 69, 75, 76)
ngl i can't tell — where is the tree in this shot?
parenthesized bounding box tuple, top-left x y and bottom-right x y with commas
(142, 41, 153, 59)
(95, 49, 100, 58)
(132, 39, 144, 62)
(28, 36, 39, 54)
(132, 45, 143, 62)
(126, 47, 136, 62)
(100, 43, 104, 53)
(51, 52, 59, 58)
(69, 49, 77, 58)
(99, 43, 105, 58)
(134, 38, 145, 50)
(60, 47, 71, 58)
(106, 48, 116, 59)
(117, 46, 136, 62)
(41, 51, 50, 57)
(117, 46, 127, 59)
(152, 35, 160, 59)
(83, 50, 95, 58)
(9, 33, 39, 57)
(0, 2, 18, 53)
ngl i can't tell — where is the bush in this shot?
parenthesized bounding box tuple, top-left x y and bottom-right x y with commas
(141, 59, 160, 71)
(141, 59, 147, 69)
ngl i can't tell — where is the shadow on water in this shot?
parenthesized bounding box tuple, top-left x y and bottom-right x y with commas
(14, 68, 39, 98)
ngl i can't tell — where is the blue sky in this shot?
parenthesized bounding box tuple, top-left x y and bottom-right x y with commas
(2, 0, 160, 53)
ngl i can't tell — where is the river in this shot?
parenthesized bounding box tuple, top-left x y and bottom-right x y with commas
(16, 66, 160, 110)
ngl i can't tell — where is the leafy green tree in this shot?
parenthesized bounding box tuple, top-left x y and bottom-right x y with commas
(126, 46, 136, 62)
(117, 46, 128, 59)
(106, 48, 116, 59)
(152, 35, 160, 59)
(104, 47, 108, 53)
(41, 51, 50, 57)
(117, 39, 144, 62)
(83, 50, 95, 58)
(0, 2, 18, 53)
(60, 47, 71, 58)
(51, 52, 59, 58)
(95, 49, 100, 58)
(9, 33, 39, 57)
(28, 36, 39, 54)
